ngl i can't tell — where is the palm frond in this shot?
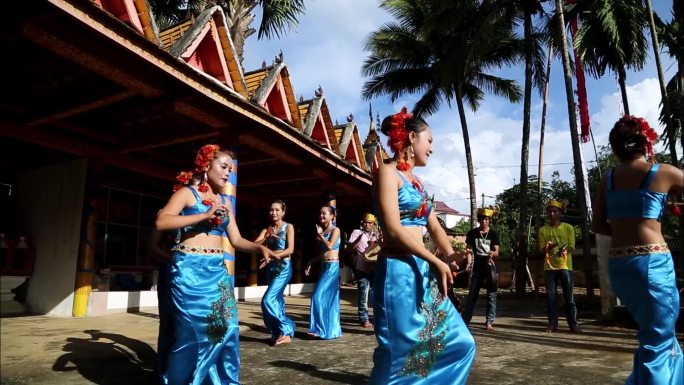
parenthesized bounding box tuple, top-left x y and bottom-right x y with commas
(257, 0, 307, 40)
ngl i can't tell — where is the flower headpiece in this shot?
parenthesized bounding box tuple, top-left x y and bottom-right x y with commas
(173, 144, 221, 193)
(387, 107, 413, 171)
(624, 115, 657, 162)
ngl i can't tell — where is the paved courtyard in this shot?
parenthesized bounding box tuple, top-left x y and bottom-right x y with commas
(2, 287, 679, 385)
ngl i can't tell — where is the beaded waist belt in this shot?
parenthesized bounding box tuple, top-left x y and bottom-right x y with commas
(609, 243, 669, 257)
(172, 244, 224, 255)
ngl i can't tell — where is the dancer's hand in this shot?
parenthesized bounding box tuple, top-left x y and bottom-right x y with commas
(258, 246, 275, 268)
(205, 204, 228, 219)
(433, 260, 453, 297)
(304, 264, 312, 276)
(315, 224, 323, 235)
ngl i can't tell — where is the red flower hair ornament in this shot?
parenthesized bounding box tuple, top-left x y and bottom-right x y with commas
(624, 115, 657, 162)
(387, 107, 413, 171)
(173, 144, 221, 192)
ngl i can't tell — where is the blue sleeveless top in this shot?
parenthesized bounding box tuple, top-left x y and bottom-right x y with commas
(179, 187, 230, 236)
(265, 223, 288, 251)
(397, 170, 433, 227)
(606, 164, 667, 221)
(319, 227, 341, 251)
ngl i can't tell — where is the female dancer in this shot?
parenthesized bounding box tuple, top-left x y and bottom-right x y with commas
(156, 144, 275, 385)
(370, 108, 475, 384)
(254, 200, 296, 346)
(593, 116, 683, 385)
(305, 205, 342, 339)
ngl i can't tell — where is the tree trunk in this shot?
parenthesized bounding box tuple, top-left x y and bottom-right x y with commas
(516, 8, 533, 297)
(644, 0, 678, 165)
(617, 68, 630, 116)
(225, 0, 257, 64)
(456, 90, 477, 228)
(538, 45, 553, 195)
(555, 0, 594, 297)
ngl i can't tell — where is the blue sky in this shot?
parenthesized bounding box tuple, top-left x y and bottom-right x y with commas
(242, 1, 680, 214)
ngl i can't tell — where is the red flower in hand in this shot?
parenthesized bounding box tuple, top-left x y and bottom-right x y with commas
(415, 200, 428, 218)
(202, 199, 214, 207)
(673, 205, 682, 217)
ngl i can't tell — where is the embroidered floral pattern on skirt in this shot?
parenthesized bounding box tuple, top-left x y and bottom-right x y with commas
(207, 277, 237, 343)
(399, 277, 447, 377)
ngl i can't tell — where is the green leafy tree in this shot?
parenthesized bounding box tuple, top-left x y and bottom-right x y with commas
(361, 0, 522, 227)
(564, 0, 649, 115)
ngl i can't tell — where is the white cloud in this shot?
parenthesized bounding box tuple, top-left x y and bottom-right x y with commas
(243, 4, 672, 216)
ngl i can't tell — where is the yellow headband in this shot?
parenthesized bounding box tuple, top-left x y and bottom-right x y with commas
(477, 208, 494, 218)
(546, 200, 563, 210)
(362, 213, 377, 223)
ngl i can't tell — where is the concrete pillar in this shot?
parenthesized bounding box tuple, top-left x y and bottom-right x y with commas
(596, 233, 617, 319)
(20, 159, 87, 316)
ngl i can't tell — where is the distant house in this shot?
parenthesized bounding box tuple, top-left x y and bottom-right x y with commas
(434, 201, 469, 229)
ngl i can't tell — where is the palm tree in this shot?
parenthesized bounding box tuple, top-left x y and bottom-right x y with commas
(554, 0, 595, 297)
(567, 0, 649, 115)
(654, 1, 683, 166)
(496, 0, 547, 296)
(148, 0, 307, 62)
(361, 0, 523, 228)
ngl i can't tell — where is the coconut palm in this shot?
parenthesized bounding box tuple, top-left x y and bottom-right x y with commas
(654, 1, 683, 165)
(565, 0, 649, 115)
(495, 0, 547, 296)
(361, 0, 523, 227)
(553, 0, 595, 296)
(148, 0, 307, 62)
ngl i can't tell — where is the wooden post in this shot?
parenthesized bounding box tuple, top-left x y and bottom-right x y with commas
(221, 157, 237, 279)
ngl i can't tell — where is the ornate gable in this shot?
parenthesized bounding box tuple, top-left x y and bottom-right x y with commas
(334, 116, 367, 170)
(299, 88, 339, 154)
(93, 0, 161, 45)
(165, 6, 247, 97)
(244, 59, 302, 130)
(363, 109, 389, 173)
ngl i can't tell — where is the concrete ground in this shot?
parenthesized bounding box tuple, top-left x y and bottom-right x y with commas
(1, 286, 680, 385)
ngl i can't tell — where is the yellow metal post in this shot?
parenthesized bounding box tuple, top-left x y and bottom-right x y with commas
(73, 196, 97, 317)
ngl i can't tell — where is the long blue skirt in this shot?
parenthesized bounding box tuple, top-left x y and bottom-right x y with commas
(167, 249, 240, 385)
(608, 252, 683, 385)
(261, 258, 296, 340)
(370, 255, 476, 384)
(309, 261, 342, 339)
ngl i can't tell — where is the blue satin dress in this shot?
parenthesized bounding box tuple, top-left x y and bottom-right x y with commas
(261, 223, 296, 341)
(369, 171, 476, 384)
(606, 165, 683, 385)
(308, 229, 342, 339)
(167, 187, 240, 385)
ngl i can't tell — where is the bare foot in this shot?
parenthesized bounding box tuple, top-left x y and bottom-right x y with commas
(274, 335, 292, 345)
(361, 321, 374, 329)
(484, 323, 494, 332)
(307, 332, 319, 338)
(545, 325, 557, 333)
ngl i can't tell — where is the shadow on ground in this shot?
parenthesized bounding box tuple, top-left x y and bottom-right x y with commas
(51, 330, 156, 385)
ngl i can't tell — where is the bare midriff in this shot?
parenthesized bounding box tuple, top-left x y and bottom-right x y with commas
(607, 218, 665, 250)
(179, 233, 224, 249)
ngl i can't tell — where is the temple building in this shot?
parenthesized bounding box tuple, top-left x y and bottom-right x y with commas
(0, 0, 387, 316)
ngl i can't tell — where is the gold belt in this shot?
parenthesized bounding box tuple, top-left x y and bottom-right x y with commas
(172, 244, 224, 255)
(609, 243, 669, 257)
